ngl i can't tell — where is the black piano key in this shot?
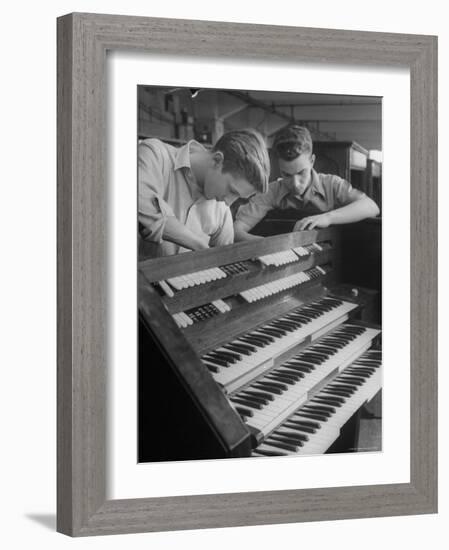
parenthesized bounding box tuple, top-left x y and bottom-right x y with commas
(277, 367, 304, 380)
(319, 339, 347, 349)
(354, 360, 381, 367)
(343, 326, 366, 334)
(256, 327, 287, 337)
(213, 349, 241, 361)
(268, 433, 305, 448)
(254, 448, 290, 457)
(286, 417, 321, 430)
(284, 362, 315, 373)
(202, 362, 220, 373)
(338, 375, 365, 386)
(266, 372, 297, 384)
(203, 355, 231, 368)
(298, 310, 321, 319)
(311, 345, 339, 354)
(299, 355, 326, 364)
(285, 312, 311, 321)
(345, 366, 376, 374)
(206, 352, 237, 364)
(307, 304, 332, 313)
(264, 438, 301, 453)
(239, 391, 271, 405)
(238, 335, 269, 347)
(260, 379, 289, 391)
(235, 405, 254, 418)
(283, 420, 318, 433)
(305, 355, 331, 363)
(321, 387, 353, 398)
(306, 402, 337, 413)
(351, 361, 379, 368)
(248, 332, 275, 343)
(278, 363, 307, 374)
(269, 322, 296, 332)
(252, 381, 285, 395)
(294, 410, 328, 422)
(231, 397, 263, 410)
(312, 395, 345, 406)
(224, 343, 255, 355)
(328, 382, 357, 392)
(275, 428, 310, 442)
(302, 405, 333, 417)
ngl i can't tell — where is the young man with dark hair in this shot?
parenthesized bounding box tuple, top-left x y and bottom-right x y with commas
(234, 125, 379, 242)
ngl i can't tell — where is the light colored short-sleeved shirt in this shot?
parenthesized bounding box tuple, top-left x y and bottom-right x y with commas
(138, 138, 233, 258)
(235, 169, 364, 230)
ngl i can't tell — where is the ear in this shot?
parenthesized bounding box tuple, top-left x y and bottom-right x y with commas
(212, 150, 224, 167)
(310, 153, 316, 167)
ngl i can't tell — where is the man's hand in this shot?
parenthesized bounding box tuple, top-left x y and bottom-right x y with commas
(191, 235, 210, 251)
(162, 216, 210, 251)
(234, 220, 263, 242)
(294, 213, 331, 231)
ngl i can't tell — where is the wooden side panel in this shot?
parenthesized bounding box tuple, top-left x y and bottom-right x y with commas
(138, 277, 251, 461)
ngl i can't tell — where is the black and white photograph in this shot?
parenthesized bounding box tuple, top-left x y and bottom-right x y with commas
(137, 86, 383, 463)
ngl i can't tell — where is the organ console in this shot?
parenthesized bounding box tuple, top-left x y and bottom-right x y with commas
(138, 227, 381, 462)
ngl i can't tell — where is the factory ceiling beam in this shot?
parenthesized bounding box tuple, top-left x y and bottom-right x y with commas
(217, 103, 249, 121)
(225, 91, 292, 122)
(224, 91, 338, 141)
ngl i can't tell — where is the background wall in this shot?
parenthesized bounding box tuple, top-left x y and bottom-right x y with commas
(0, 1, 445, 548)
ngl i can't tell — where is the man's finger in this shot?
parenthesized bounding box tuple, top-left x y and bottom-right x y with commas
(297, 218, 310, 230)
(301, 221, 312, 230)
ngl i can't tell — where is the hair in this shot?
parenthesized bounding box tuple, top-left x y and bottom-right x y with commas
(213, 129, 270, 193)
(272, 124, 313, 161)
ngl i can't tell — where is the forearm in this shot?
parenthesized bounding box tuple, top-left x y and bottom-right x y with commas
(327, 196, 380, 225)
(234, 221, 263, 242)
(162, 216, 209, 250)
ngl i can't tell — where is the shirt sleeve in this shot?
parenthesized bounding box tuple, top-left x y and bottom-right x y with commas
(331, 175, 365, 207)
(138, 140, 175, 243)
(209, 204, 234, 247)
(235, 184, 279, 230)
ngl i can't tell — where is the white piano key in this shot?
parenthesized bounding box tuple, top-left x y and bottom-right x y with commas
(158, 279, 174, 297)
(196, 269, 208, 284)
(179, 311, 193, 326)
(166, 276, 183, 290)
(239, 267, 327, 303)
(171, 313, 184, 328)
(212, 300, 226, 313)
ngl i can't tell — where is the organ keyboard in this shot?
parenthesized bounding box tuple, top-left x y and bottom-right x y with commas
(252, 349, 382, 456)
(138, 228, 381, 462)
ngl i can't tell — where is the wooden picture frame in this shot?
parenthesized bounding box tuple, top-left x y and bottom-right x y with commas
(57, 12, 437, 536)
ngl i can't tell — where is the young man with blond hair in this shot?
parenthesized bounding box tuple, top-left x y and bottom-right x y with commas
(139, 129, 270, 258)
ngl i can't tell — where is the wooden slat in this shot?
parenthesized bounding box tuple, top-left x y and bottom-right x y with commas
(138, 273, 251, 455)
(139, 228, 335, 283)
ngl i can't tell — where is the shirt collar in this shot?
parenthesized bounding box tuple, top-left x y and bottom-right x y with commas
(174, 140, 204, 200)
(174, 140, 194, 170)
(309, 169, 326, 200)
(278, 169, 326, 204)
